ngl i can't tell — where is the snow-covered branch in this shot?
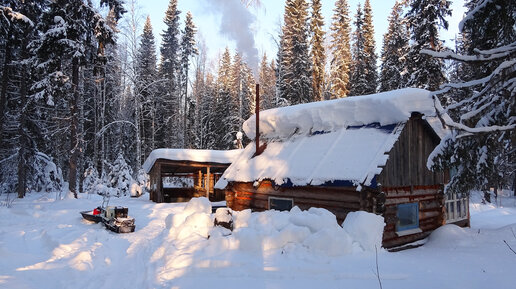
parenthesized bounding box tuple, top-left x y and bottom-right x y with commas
(0, 5, 34, 27)
(96, 120, 137, 137)
(458, 0, 491, 31)
(432, 96, 516, 134)
(421, 43, 515, 62)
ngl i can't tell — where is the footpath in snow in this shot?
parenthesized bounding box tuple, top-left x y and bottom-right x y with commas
(0, 191, 515, 289)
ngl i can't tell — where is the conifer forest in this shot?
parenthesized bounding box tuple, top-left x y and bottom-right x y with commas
(0, 0, 514, 199)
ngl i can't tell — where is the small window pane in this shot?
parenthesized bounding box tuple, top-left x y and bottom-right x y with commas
(396, 203, 419, 231)
(269, 197, 293, 211)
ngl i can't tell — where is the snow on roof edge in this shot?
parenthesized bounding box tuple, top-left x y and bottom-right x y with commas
(143, 149, 244, 174)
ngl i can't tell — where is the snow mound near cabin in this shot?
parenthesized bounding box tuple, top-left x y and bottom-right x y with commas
(342, 211, 386, 251)
(168, 199, 385, 256)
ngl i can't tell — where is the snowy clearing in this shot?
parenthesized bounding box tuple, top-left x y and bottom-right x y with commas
(1, 192, 515, 289)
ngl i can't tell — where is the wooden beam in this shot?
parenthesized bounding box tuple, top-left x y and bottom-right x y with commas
(206, 166, 210, 198)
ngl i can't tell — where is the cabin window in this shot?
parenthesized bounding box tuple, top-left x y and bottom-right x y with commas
(396, 203, 419, 233)
(445, 192, 468, 223)
(269, 197, 293, 211)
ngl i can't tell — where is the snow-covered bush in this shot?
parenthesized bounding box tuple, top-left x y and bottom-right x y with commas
(83, 163, 101, 194)
(28, 153, 63, 193)
(0, 152, 63, 196)
(136, 168, 149, 193)
(105, 153, 134, 197)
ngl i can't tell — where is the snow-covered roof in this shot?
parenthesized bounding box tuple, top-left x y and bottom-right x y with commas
(143, 149, 244, 174)
(242, 88, 437, 140)
(216, 88, 444, 189)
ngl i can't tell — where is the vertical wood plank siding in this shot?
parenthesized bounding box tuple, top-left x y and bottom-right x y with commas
(376, 115, 447, 247)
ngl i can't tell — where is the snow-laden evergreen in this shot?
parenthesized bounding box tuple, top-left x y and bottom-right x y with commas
(159, 0, 182, 148)
(279, 0, 313, 105)
(405, 0, 451, 91)
(105, 152, 134, 197)
(309, 0, 326, 102)
(329, 0, 352, 98)
(428, 0, 515, 196)
(379, 1, 409, 92)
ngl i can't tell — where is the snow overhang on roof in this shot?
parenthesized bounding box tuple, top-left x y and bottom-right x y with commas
(143, 149, 244, 174)
(242, 88, 437, 140)
(216, 88, 445, 190)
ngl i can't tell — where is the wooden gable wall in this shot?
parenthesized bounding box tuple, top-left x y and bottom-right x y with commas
(378, 113, 445, 187)
(378, 113, 448, 248)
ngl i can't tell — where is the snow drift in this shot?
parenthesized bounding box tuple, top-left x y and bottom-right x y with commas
(167, 198, 386, 256)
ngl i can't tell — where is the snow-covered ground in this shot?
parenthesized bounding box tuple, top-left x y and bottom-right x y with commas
(1, 191, 515, 289)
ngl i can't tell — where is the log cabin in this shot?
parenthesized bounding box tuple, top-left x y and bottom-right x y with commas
(143, 149, 242, 203)
(215, 88, 469, 249)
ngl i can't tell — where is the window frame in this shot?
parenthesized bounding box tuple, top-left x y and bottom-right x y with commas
(268, 197, 294, 211)
(396, 202, 420, 233)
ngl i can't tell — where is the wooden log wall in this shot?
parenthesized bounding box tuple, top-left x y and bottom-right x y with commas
(225, 180, 385, 222)
(382, 185, 445, 248)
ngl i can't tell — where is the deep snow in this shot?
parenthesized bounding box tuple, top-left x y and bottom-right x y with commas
(1, 191, 515, 289)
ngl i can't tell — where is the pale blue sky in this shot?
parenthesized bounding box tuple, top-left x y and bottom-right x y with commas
(138, 0, 465, 70)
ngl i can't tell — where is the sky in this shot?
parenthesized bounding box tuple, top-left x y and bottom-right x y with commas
(136, 0, 466, 72)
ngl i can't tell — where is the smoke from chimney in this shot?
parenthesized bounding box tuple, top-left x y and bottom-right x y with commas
(203, 0, 259, 72)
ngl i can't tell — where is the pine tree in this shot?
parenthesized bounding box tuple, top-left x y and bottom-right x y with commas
(362, 0, 377, 94)
(379, 1, 409, 92)
(429, 0, 516, 197)
(310, 0, 325, 101)
(329, 0, 352, 98)
(348, 4, 368, 96)
(159, 0, 181, 148)
(405, 0, 451, 90)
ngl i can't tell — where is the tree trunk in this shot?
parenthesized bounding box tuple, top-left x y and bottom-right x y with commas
(69, 58, 79, 198)
(17, 40, 29, 199)
(512, 173, 516, 197)
(0, 30, 12, 146)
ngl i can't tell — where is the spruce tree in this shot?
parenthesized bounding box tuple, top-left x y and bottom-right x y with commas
(180, 11, 198, 148)
(429, 0, 516, 197)
(348, 4, 368, 96)
(329, 0, 352, 98)
(137, 16, 158, 160)
(213, 48, 236, 149)
(31, 0, 121, 196)
(310, 0, 325, 101)
(0, 1, 46, 198)
(379, 1, 409, 92)
(280, 0, 313, 105)
(259, 53, 277, 110)
(405, 0, 451, 90)
(159, 0, 181, 148)
(362, 0, 377, 94)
